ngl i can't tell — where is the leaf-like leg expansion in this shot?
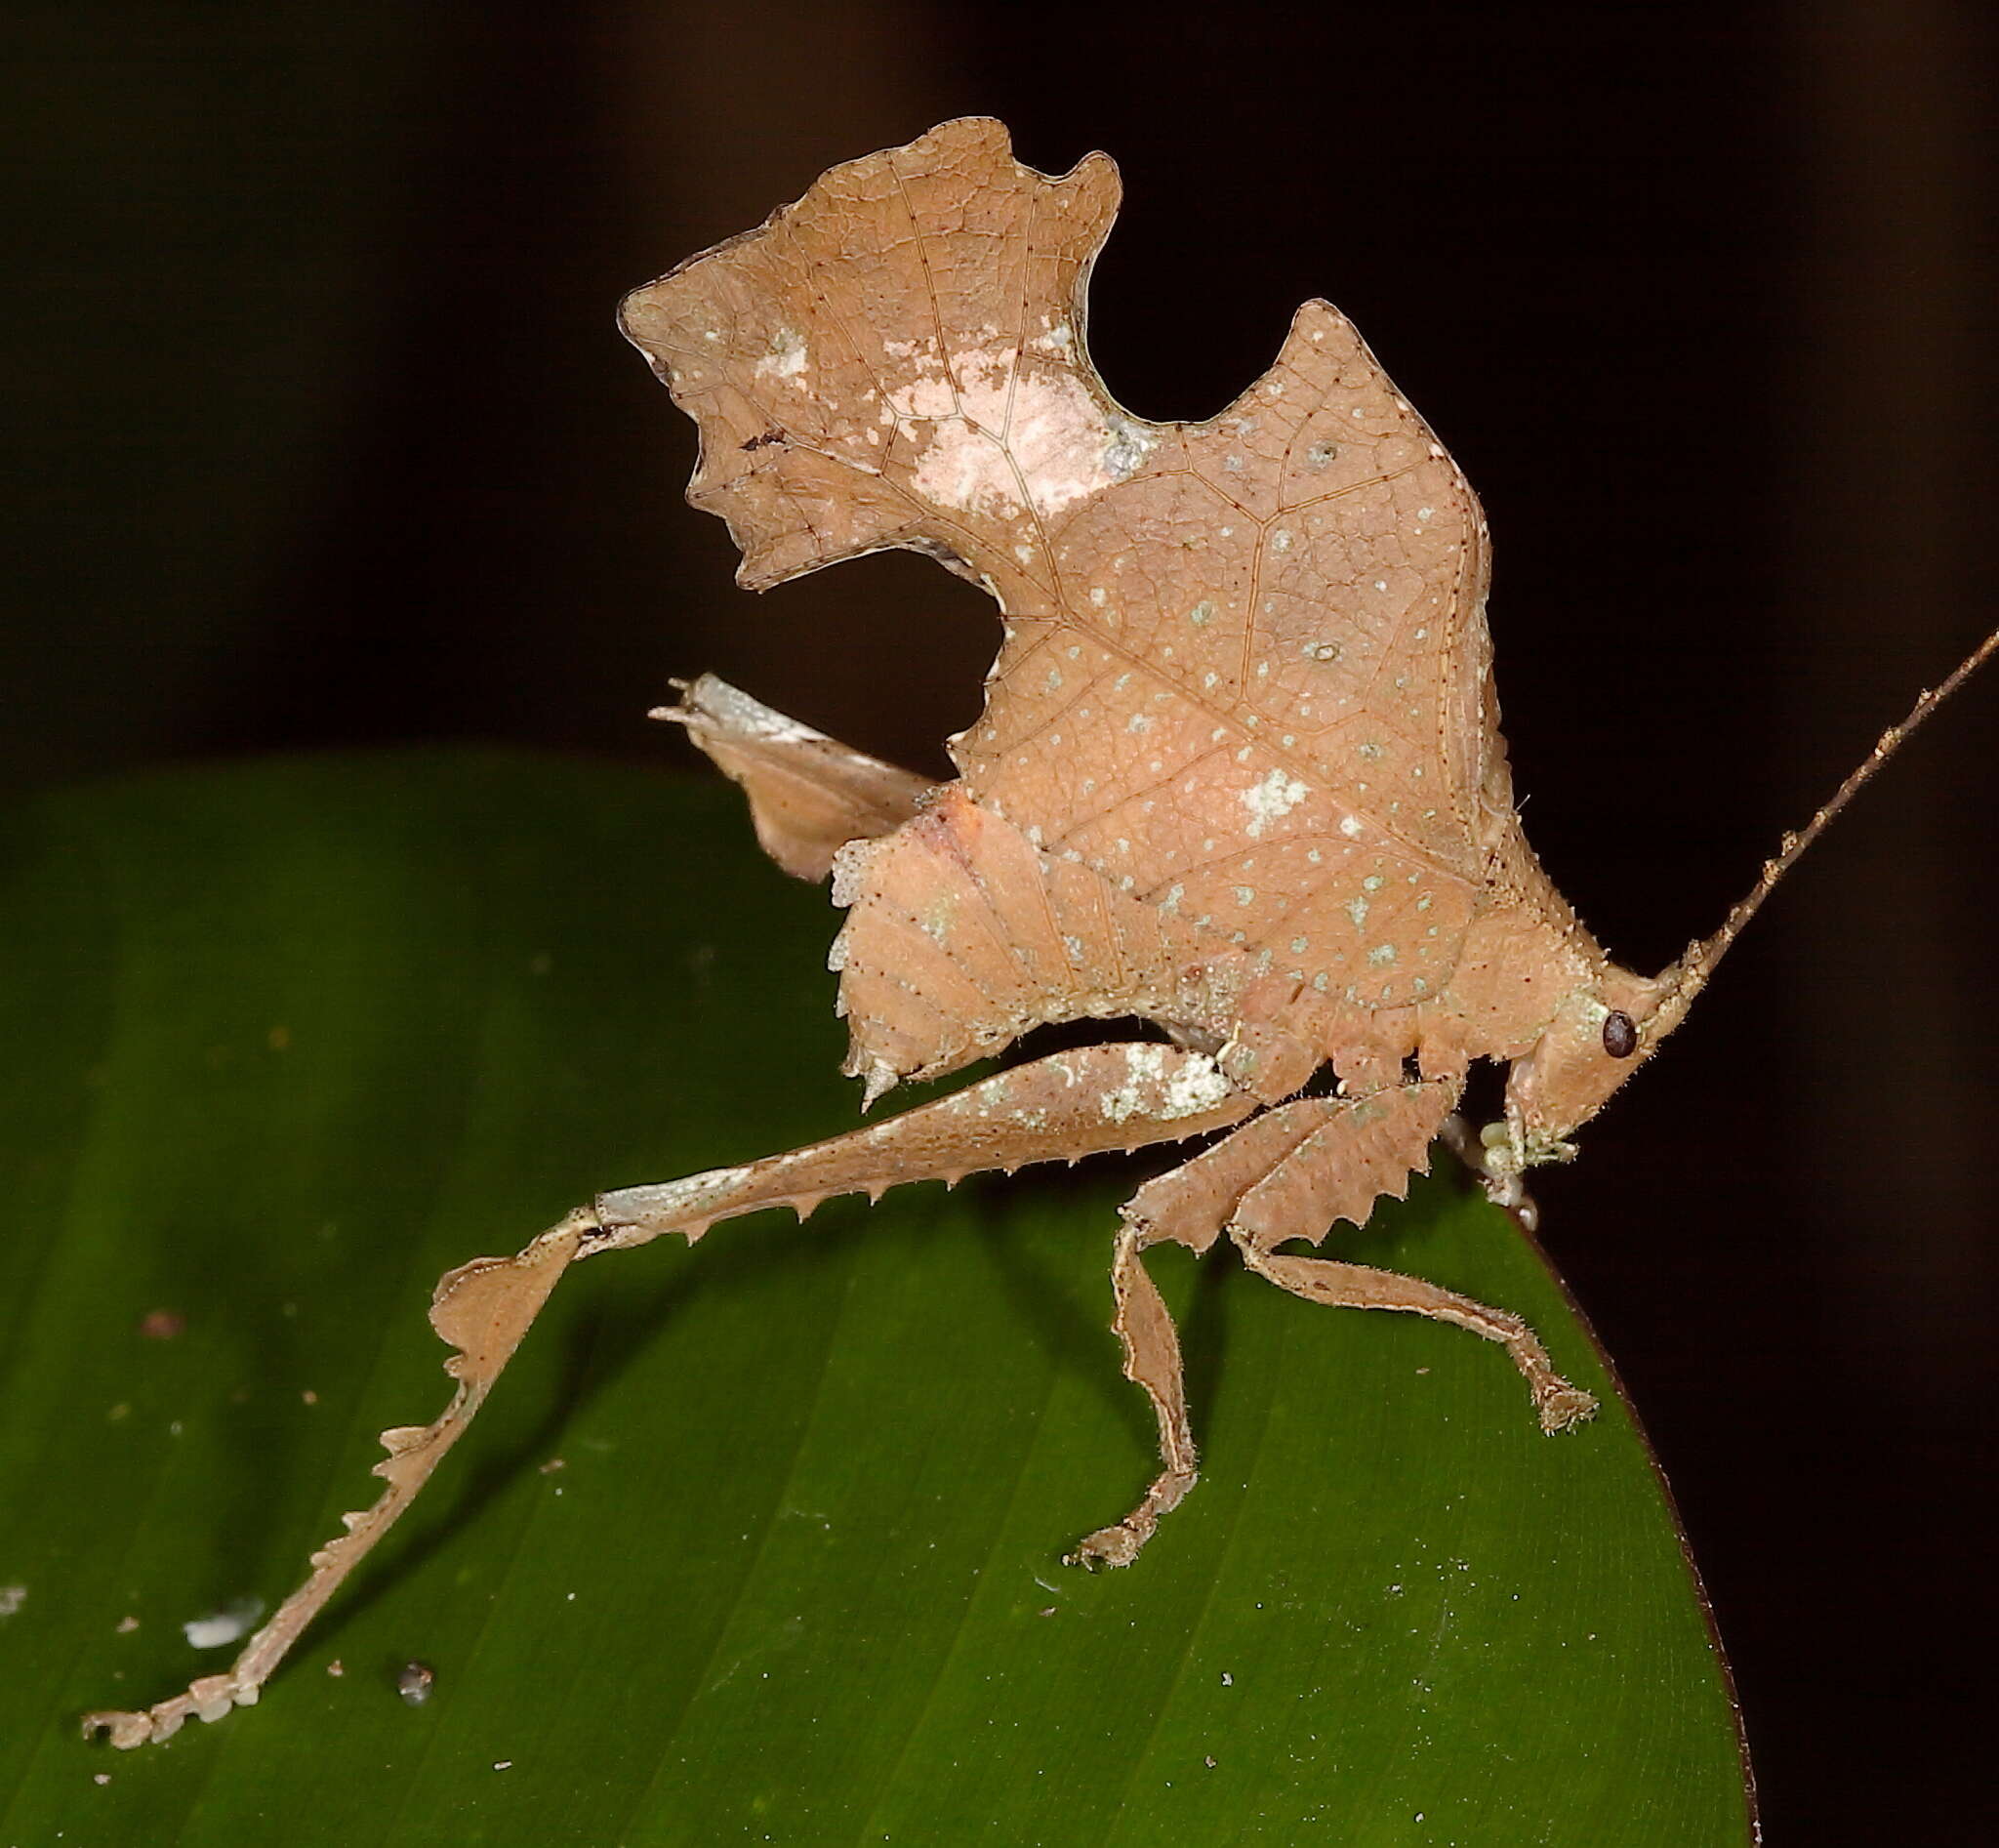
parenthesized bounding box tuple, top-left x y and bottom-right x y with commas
(1065, 1222, 1197, 1570)
(82, 1210, 592, 1748)
(1217, 1086, 1592, 1429)
(1199, 1081, 1590, 1428)
(1232, 1239, 1595, 1433)
(1124, 1080, 1463, 1265)
(1109, 1077, 1588, 1495)
(588, 1042, 1256, 1255)
(656, 673, 930, 882)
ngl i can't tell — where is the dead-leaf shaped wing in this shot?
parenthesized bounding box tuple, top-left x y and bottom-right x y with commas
(622, 116, 1510, 1016)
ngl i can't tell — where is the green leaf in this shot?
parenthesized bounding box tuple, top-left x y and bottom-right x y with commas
(0, 753, 1752, 1844)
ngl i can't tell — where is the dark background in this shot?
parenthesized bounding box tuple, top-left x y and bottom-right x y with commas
(6, 2, 1994, 1838)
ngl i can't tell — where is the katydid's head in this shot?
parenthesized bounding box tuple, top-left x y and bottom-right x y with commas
(1493, 960, 1692, 1183)
(1487, 620, 1996, 1203)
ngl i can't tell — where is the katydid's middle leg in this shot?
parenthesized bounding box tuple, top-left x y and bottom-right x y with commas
(1059, 1077, 1595, 1573)
(1065, 1219, 1198, 1569)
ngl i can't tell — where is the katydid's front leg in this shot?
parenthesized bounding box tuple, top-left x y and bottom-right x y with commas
(1217, 1084, 1595, 1433)
(84, 1042, 1252, 1748)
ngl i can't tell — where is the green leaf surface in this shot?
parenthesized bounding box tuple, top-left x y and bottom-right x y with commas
(0, 753, 1752, 1845)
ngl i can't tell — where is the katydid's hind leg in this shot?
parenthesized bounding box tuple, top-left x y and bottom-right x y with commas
(588, 1042, 1254, 1255)
(1065, 1223, 1198, 1571)
(1231, 1240, 1595, 1433)
(83, 1209, 594, 1748)
(85, 1042, 1253, 1749)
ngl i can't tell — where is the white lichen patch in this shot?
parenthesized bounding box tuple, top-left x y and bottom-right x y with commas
(754, 326, 809, 382)
(645, 1166, 752, 1210)
(1104, 417, 1154, 477)
(896, 346, 1147, 520)
(1241, 767, 1309, 839)
(1098, 1046, 1231, 1123)
(1163, 1054, 1233, 1116)
(1098, 1045, 1165, 1122)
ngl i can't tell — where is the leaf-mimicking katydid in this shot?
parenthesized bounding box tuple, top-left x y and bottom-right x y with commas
(85, 117, 1998, 1747)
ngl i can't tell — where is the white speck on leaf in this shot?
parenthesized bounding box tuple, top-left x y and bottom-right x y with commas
(183, 1596, 265, 1650)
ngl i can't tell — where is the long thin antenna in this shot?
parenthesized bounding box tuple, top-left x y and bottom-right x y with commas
(1674, 623, 1999, 995)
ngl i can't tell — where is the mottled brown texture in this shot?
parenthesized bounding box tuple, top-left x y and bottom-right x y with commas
(621, 120, 1515, 1068)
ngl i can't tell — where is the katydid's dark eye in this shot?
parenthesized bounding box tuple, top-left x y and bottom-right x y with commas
(1602, 1010, 1638, 1058)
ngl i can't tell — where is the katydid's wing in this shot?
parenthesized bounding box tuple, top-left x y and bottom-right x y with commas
(623, 117, 1508, 1022)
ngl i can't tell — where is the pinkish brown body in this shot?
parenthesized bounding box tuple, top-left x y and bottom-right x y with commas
(86, 119, 1996, 1747)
